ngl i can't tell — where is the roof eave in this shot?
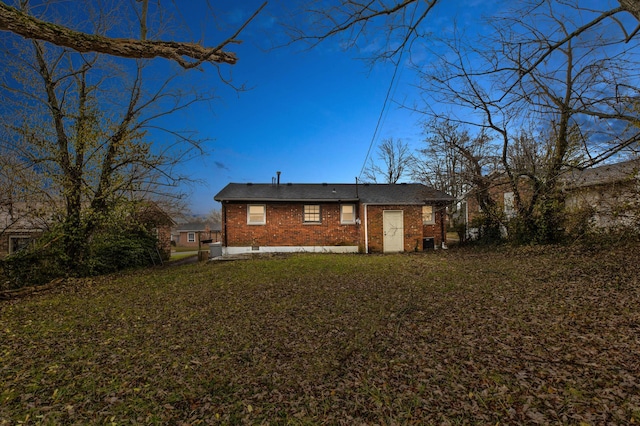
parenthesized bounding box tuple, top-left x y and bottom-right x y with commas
(360, 201, 449, 205)
(216, 197, 360, 203)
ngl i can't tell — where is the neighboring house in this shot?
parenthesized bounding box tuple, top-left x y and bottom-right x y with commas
(561, 158, 640, 230)
(1, 201, 175, 260)
(172, 222, 221, 248)
(464, 184, 512, 225)
(214, 182, 453, 255)
(460, 158, 640, 237)
(0, 203, 51, 257)
(135, 201, 176, 261)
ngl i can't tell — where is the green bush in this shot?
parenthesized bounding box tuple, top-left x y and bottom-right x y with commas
(1, 225, 162, 290)
(87, 228, 161, 275)
(452, 220, 468, 244)
(470, 214, 504, 245)
(564, 205, 596, 241)
(0, 231, 69, 290)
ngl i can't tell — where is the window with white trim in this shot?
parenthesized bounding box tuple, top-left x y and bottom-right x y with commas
(9, 236, 31, 254)
(247, 204, 266, 225)
(341, 204, 356, 224)
(187, 232, 196, 243)
(304, 205, 321, 223)
(422, 205, 435, 224)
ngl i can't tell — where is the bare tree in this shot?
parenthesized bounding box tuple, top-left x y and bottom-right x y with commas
(413, 120, 499, 201)
(0, 1, 266, 68)
(416, 0, 640, 242)
(286, 0, 438, 64)
(412, 120, 504, 238)
(498, 1, 640, 241)
(0, 2, 214, 270)
(362, 138, 414, 183)
(290, 1, 640, 64)
(286, 1, 640, 243)
(207, 208, 222, 225)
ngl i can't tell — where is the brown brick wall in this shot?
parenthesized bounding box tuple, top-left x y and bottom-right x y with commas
(221, 202, 447, 253)
(222, 202, 360, 247)
(466, 179, 534, 223)
(424, 206, 446, 247)
(0, 235, 8, 257)
(175, 230, 221, 248)
(156, 225, 172, 261)
(178, 231, 198, 248)
(363, 205, 436, 252)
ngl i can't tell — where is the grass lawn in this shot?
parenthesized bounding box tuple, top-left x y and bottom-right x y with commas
(1, 244, 639, 424)
(168, 252, 198, 262)
(172, 247, 202, 253)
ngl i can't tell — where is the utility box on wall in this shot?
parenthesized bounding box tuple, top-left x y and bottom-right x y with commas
(423, 237, 435, 250)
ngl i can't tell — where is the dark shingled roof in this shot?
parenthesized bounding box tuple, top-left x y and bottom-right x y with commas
(561, 159, 640, 189)
(214, 183, 453, 204)
(175, 222, 221, 232)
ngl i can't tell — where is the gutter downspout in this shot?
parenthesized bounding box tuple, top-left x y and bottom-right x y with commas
(222, 203, 228, 252)
(465, 199, 469, 241)
(364, 204, 369, 254)
(440, 204, 447, 249)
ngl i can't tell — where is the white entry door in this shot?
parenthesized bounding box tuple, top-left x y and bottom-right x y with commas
(383, 210, 404, 253)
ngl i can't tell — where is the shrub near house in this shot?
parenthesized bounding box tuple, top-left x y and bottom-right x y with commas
(1, 201, 175, 289)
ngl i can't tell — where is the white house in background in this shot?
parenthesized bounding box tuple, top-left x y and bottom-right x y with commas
(561, 158, 640, 230)
(0, 203, 52, 257)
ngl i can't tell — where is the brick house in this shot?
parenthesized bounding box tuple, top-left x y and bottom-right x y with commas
(1, 201, 175, 260)
(134, 201, 175, 261)
(172, 222, 222, 248)
(214, 182, 453, 254)
(464, 177, 529, 228)
(461, 158, 640, 237)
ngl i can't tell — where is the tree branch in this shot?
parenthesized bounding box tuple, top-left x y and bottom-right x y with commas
(0, 2, 266, 68)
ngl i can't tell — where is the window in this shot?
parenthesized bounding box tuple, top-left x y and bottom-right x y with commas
(304, 205, 321, 223)
(187, 232, 196, 243)
(341, 204, 356, 224)
(247, 204, 266, 225)
(422, 205, 435, 224)
(9, 236, 31, 254)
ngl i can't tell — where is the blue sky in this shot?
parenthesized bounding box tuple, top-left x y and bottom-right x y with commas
(164, 0, 626, 215)
(3, 0, 629, 217)
(172, 0, 488, 215)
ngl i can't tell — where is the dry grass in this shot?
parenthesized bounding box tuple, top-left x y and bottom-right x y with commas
(1, 243, 639, 424)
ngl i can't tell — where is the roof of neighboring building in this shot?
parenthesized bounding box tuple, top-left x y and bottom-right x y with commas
(0, 202, 56, 231)
(214, 183, 454, 204)
(561, 158, 640, 189)
(136, 201, 176, 226)
(175, 222, 221, 232)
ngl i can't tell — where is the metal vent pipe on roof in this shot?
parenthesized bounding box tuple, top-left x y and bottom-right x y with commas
(277, 171, 281, 186)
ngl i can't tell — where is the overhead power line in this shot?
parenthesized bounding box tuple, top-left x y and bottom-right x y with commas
(358, 3, 418, 181)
